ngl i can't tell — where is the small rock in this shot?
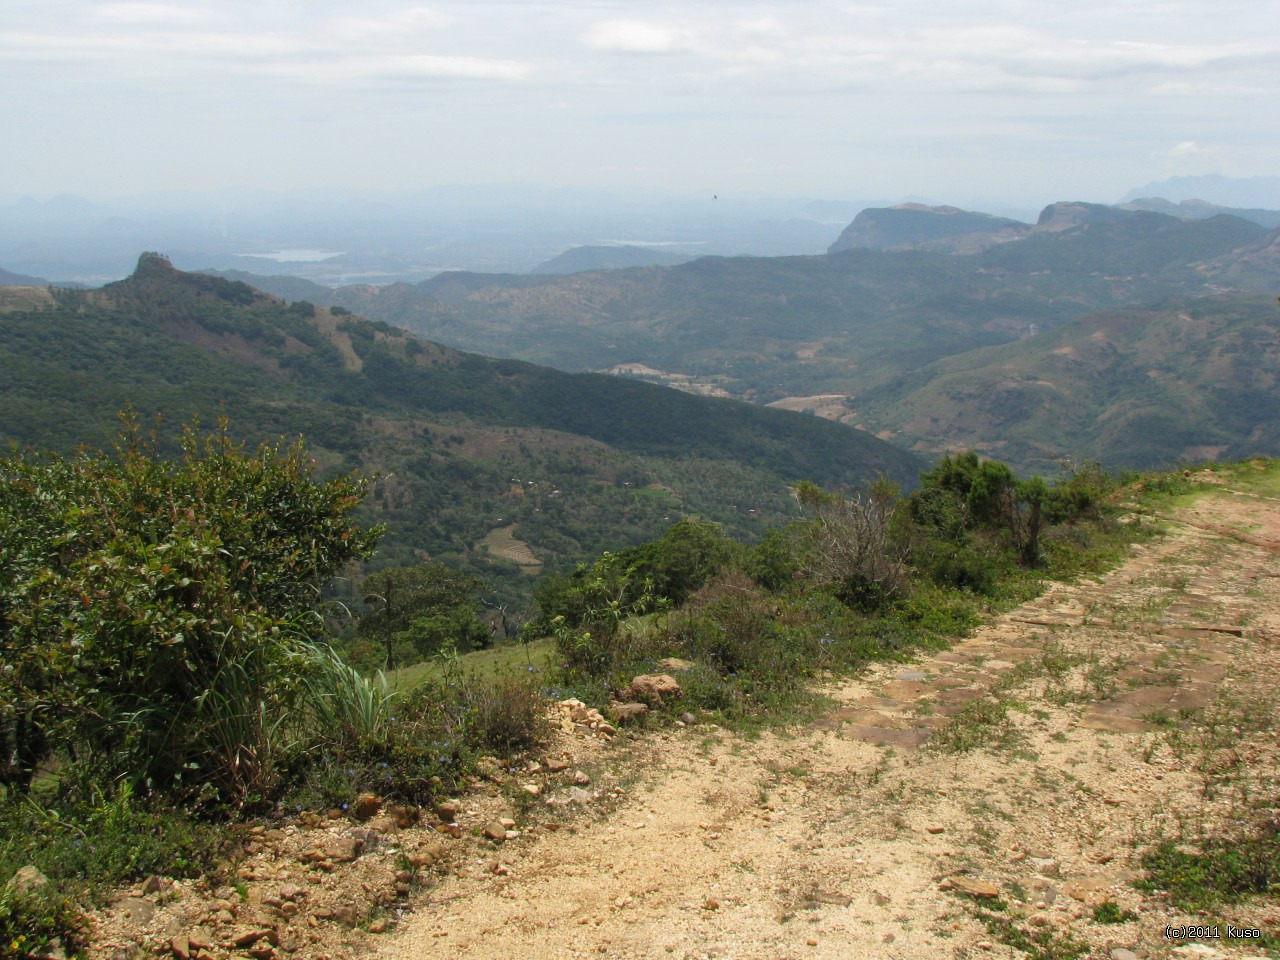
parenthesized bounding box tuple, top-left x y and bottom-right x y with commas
(346, 791, 384, 823)
(703, 898, 720, 911)
(948, 877, 1000, 899)
(434, 800, 462, 823)
(474, 757, 505, 781)
(483, 821, 508, 841)
(573, 770, 592, 786)
(8, 865, 49, 895)
(1111, 950, 1141, 960)
(331, 905, 359, 927)
(388, 804, 420, 828)
(141, 875, 173, 897)
(115, 897, 156, 924)
(1030, 857, 1061, 878)
(629, 674, 681, 703)
(545, 758, 570, 772)
(1172, 946, 1226, 959)
(278, 884, 305, 902)
(169, 935, 190, 960)
(657, 658, 695, 672)
(925, 825, 945, 834)
(368, 918, 389, 934)
(228, 928, 275, 949)
(680, 712, 696, 725)
(322, 838, 361, 863)
(609, 702, 649, 722)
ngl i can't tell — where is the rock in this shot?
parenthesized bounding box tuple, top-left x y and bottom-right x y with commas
(388, 804, 420, 828)
(609, 702, 649, 722)
(483, 821, 508, 841)
(925, 825, 946, 834)
(169, 935, 190, 960)
(657, 658, 695, 672)
(115, 897, 156, 924)
(703, 898, 720, 911)
(572, 770, 592, 786)
(352, 793, 382, 820)
(568, 787, 593, 804)
(331, 905, 359, 927)
(474, 757, 505, 781)
(1172, 946, 1225, 959)
(521, 783, 541, 797)
(349, 828, 380, 854)
(1110, 950, 1140, 960)
(1061, 878, 1110, 906)
(278, 884, 305, 902)
(680, 712, 696, 725)
(228, 928, 276, 949)
(434, 800, 462, 823)
(545, 758, 570, 772)
(947, 877, 1001, 899)
(141, 875, 173, 896)
(1030, 857, 1061, 878)
(8, 865, 49, 895)
(368, 918, 389, 934)
(629, 674, 681, 703)
(408, 841, 447, 867)
(322, 838, 362, 863)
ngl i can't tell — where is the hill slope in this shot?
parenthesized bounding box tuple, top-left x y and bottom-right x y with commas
(0, 255, 921, 601)
(531, 245, 696, 274)
(857, 294, 1280, 471)
(328, 208, 1272, 402)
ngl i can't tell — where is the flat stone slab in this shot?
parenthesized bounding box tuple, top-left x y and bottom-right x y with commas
(842, 724, 932, 748)
(881, 680, 934, 700)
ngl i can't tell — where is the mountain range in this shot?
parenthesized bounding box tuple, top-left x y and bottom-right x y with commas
(200, 200, 1278, 473)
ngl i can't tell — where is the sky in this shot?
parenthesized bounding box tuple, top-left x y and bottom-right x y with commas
(4, 0, 1279, 208)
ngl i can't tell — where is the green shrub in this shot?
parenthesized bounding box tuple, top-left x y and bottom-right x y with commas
(0, 416, 379, 804)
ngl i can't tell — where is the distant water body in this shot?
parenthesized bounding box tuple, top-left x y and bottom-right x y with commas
(237, 249, 345, 263)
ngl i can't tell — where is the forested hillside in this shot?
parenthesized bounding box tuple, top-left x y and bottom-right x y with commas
(0, 254, 919, 605)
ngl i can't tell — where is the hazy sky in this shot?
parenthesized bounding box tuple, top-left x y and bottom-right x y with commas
(5, 0, 1278, 207)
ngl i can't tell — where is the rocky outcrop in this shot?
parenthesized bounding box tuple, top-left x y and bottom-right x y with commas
(827, 204, 1029, 254)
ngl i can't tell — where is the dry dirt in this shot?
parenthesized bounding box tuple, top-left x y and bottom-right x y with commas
(90, 481, 1280, 960)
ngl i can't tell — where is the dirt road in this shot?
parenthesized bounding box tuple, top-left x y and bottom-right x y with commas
(382, 481, 1280, 960)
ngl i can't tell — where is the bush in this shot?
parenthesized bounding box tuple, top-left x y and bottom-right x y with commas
(793, 479, 907, 610)
(0, 415, 379, 804)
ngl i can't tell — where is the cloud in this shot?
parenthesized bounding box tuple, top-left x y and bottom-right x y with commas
(89, 3, 207, 24)
(260, 53, 530, 83)
(580, 20, 692, 54)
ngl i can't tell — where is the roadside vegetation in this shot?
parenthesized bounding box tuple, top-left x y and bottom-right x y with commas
(5, 413, 1262, 956)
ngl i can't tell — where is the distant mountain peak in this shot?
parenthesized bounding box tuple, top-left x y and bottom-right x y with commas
(1033, 201, 1135, 231)
(132, 251, 180, 279)
(828, 204, 1028, 254)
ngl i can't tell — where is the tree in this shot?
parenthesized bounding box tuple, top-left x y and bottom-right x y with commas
(793, 477, 906, 609)
(357, 563, 490, 668)
(0, 415, 380, 801)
